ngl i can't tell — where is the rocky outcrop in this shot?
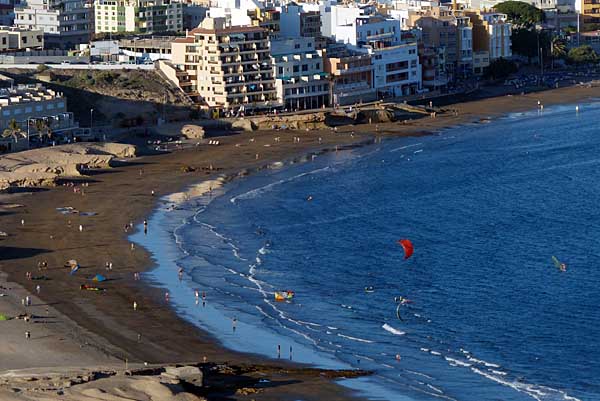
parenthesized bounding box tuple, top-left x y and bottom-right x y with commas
(231, 119, 257, 132)
(0, 143, 137, 191)
(180, 125, 205, 139)
(355, 108, 395, 124)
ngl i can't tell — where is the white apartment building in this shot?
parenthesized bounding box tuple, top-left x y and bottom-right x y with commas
(94, 0, 183, 34)
(480, 12, 511, 60)
(0, 84, 76, 134)
(0, 26, 43, 50)
(207, 0, 261, 27)
(456, 15, 472, 76)
(331, 15, 401, 49)
(319, 3, 362, 39)
(271, 37, 328, 110)
(170, 17, 279, 112)
(279, 2, 321, 39)
(371, 41, 421, 97)
(14, 0, 91, 49)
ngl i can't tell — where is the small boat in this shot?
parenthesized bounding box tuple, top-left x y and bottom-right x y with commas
(274, 290, 294, 301)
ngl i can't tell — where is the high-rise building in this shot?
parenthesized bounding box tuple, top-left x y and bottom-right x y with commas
(465, 11, 511, 60)
(169, 17, 279, 112)
(94, 0, 183, 34)
(14, 0, 92, 49)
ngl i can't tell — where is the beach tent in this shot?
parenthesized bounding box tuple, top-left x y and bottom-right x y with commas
(0, 314, 9, 321)
(92, 274, 106, 282)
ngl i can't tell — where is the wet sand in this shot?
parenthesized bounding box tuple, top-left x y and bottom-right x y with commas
(0, 85, 598, 400)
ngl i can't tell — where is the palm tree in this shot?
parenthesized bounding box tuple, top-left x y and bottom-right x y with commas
(34, 119, 46, 140)
(551, 37, 567, 69)
(2, 119, 20, 138)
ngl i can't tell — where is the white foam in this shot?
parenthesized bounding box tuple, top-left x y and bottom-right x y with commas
(405, 369, 434, 380)
(390, 143, 423, 153)
(427, 384, 443, 394)
(230, 166, 331, 204)
(337, 333, 374, 344)
(414, 149, 423, 154)
(444, 356, 471, 367)
(467, 356, 500, 368)
(490, 370, 507, 376)
(430, 350, 441, 356)
(470, 367, 582, 401)
(382, 323, 406, 336)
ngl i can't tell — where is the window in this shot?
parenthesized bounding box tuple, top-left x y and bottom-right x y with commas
(301, 64, 308, 72)
(35, 105, 43, 111)
(25, 107, 32, 113)
(2, 110, 9, 116)
(278, 67, 283, 74)
(316, 62, 320, 69)
(293, 65, 299, 73)
(13, 108, 22, 115)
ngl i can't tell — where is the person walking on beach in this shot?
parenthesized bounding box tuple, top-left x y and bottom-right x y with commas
(35, 285, 40, 294)
(25, 331, 31, 340)
(25, 295, 31, 306)
(133, 301, 138, 311)
(165, 292, 170, 302)
(232, 317, 237, 332)
(178, 268, 183, 281)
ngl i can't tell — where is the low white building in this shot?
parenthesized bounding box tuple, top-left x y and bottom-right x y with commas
(0, 84, 77, 137)
(271, 37, 329, 110)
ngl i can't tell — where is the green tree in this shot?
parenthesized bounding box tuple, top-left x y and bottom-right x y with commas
(511, 28, 550, 62)
(568, 45, 599, 65)
(494, 1, 544, 28)
(485, 57, 518, 80)
(550, 37, 567, 68)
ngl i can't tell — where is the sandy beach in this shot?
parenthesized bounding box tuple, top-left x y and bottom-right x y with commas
(1, 84, 599, 400)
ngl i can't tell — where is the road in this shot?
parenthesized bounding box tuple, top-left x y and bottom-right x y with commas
(0, 64, 155, 70)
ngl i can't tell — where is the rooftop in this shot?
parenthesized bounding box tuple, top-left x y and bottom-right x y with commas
(0, 84, 63, 107)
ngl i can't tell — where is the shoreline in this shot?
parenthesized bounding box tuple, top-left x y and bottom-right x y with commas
(1, 84, 599, 400)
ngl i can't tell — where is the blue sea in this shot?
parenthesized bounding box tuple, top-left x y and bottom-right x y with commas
(132, 102, 600, 401)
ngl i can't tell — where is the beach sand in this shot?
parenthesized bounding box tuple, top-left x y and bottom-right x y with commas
(0, 85, 598, 400)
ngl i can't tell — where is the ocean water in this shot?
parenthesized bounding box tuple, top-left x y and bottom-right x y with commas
(132, 102, 600, 401)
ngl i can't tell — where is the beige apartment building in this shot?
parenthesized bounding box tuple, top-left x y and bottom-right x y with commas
(169, 17, 279, 113)
(0, 26, 43, 51)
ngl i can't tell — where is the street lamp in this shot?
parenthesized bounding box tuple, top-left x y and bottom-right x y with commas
(25, 117, 36, 148)
(90, 108, 94, 132)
